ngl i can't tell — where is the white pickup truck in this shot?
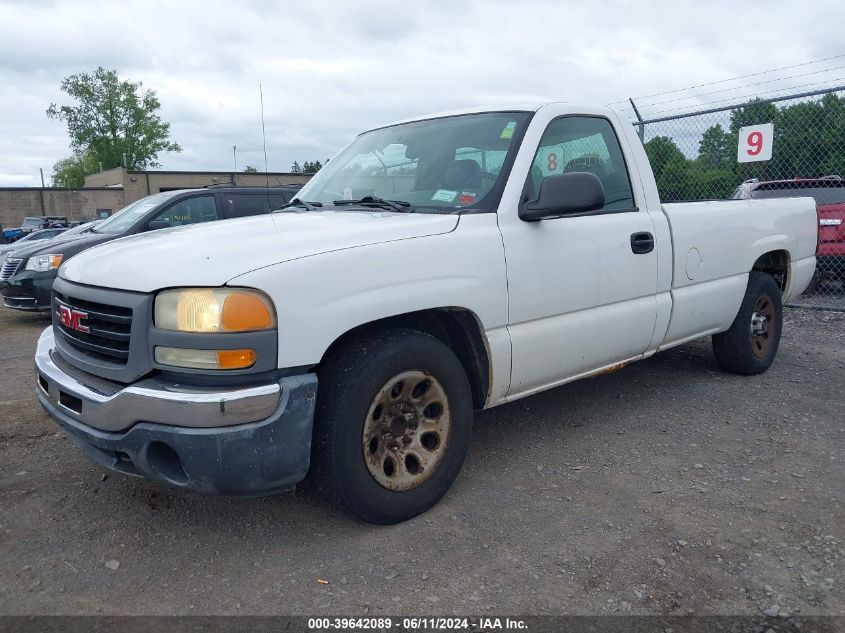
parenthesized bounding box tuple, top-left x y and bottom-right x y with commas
(35, 103, 817, 524)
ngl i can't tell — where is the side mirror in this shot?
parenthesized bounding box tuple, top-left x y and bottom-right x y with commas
(520, 172, 605, 222)
(147, 219, 172, 231)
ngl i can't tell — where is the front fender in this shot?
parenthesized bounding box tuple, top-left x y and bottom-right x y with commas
(227, 215, 513, 402)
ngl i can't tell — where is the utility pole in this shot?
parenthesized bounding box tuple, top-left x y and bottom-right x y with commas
(39, 168, 45, 187)
(233, 145, 237, 186)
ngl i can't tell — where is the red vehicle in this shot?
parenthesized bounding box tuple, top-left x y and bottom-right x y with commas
(733, 176, 845, 288)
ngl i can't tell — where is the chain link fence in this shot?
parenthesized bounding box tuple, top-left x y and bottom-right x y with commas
(627, 86, 845, 310)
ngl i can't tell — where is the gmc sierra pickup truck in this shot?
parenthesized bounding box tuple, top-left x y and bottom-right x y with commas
(34, 103, 817, 524)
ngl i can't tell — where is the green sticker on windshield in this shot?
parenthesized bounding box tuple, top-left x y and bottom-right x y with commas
(432, 189, 457, 203)
(500, 121, 517, 139)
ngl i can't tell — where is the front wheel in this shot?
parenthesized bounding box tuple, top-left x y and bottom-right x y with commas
(309, 328, 474, 524)
(712, 272, 783, 375)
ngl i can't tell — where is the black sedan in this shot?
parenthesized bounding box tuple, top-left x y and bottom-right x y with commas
(0, 186, 296, 311)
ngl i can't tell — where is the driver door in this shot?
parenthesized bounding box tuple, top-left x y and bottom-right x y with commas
(499, 115, 659, 397)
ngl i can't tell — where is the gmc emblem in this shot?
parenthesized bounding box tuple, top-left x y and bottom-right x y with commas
(58, 304, 90, 334)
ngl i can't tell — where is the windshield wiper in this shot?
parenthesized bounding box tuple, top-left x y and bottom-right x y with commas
(332, 196, 413, 213)
(277, 198, 323, 211)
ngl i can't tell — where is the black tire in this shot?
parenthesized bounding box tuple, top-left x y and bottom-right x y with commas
(309, 328, 473, 524)
(712, 272, 782, 375)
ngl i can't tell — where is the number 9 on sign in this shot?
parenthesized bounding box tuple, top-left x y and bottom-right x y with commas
(737, 123, 773, 163)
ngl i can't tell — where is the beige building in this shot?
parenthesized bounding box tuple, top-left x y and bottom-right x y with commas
(0, 168, 312, 229)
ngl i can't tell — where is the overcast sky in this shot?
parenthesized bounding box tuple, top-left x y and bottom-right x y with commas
(0, 0, 842, 186)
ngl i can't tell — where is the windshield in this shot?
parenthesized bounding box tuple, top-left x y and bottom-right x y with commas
(294, 112, 532, 213)
(751, 183, 845, 206)
(17, 231, 43, 242)
(62, 221, 98, 237)
(93, 191, 180, 234)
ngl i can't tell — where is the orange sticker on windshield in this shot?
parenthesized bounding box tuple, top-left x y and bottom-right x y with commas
(458, 192, 476, 205)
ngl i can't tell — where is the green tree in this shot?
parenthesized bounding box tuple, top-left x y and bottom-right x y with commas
(290, 161, 302, 174)
(817, 93, 845, 176)
(687, 163, 737, 200)
(47, 67, 181, 179)
(243, 165, 259, 173)
(302, 160, 323, 174)
(772, 93, 845, 178)
(729, 99, 780, 134)
(50, 149, 101, 188)
(643, 136, 686, 179)
(643, 136, 690, 200)
(697, 124, 734, 168)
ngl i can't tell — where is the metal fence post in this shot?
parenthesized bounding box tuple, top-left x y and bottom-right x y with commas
(629, 98, 645, 142)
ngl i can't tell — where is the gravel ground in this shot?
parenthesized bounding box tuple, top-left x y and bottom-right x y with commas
(0, 306, 842, 617)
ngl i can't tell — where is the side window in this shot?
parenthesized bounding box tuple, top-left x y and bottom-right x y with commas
(222, 193, 271, 218)
(529, 117, 635, 212)
(154, 195, 218, 226)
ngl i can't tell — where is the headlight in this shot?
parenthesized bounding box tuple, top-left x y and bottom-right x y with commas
(25, 254, 63, 272)
(154, 288, 275, 333)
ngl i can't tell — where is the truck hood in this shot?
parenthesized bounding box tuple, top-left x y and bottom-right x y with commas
(60, 210, 459, 292)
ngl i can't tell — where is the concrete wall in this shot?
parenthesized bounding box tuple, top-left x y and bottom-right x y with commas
(0, 188, 126, 228)
(1, 170, 313, 228)
(86, 168, 312, 202)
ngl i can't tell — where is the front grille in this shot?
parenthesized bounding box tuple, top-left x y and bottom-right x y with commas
(0, 257, 21, 280)
(54, 291, 133, 364)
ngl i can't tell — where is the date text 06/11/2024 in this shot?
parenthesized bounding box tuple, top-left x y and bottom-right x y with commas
(306, 617, 529, 630)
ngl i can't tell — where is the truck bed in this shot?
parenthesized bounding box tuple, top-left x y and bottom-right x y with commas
(657, 197, 817, 349)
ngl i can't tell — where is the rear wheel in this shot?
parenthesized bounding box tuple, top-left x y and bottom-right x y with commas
(712, 272, 782, 375)
(309, 328, 473, 524)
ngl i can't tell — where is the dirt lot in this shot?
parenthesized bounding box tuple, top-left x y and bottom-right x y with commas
(0, 306, 843, 617)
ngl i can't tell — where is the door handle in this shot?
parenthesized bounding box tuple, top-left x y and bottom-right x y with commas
(630, 232, 654, 254)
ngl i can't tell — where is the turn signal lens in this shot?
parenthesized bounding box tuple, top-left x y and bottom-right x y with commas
(217, 349, 257, 369)
(154, 347, 257, 370)
(222, 292, 274, 331)
(155, 288, 275, 333)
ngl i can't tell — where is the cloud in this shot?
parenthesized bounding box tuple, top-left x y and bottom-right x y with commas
(0, 0, 842, 185)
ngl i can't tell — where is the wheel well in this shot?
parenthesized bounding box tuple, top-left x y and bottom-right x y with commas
(752, 250, 789, 292)
(318, 308, 491, 410)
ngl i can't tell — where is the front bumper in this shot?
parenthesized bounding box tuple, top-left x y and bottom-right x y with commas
(0, 269, 54, 311)
(35, 327, 318, 495)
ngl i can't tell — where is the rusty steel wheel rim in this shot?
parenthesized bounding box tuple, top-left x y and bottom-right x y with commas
(750, 293, 776, 358)
(362, 370, 452, 491)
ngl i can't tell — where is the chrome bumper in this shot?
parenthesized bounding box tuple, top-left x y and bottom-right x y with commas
(35, 326, 282, 432)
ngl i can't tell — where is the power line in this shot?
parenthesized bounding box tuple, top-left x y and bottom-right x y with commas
(640, 78, 845, 118)
(643, 79, 845, 118)
(607, 53, 845, 106)
(637, 64, 845, 109)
